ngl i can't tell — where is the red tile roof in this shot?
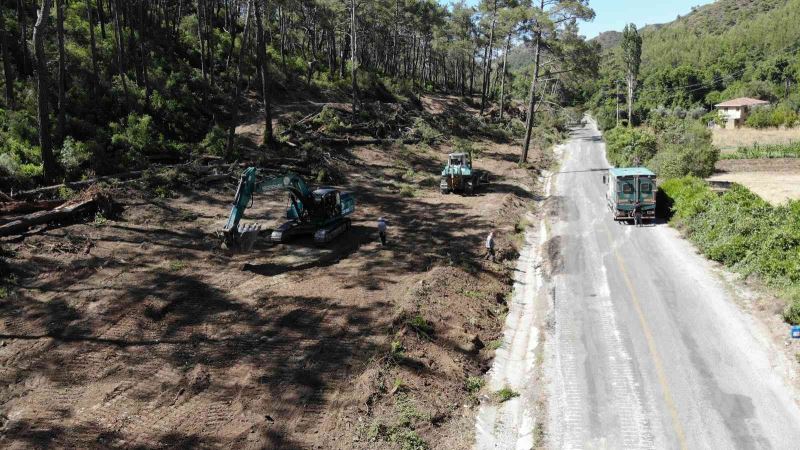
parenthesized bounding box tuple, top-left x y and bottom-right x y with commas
(715, 97, 770, 108)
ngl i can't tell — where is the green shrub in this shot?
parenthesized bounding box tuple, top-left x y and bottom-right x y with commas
(649, 143, 719, 179)
(465, 376, 485, 394)
(390, 429, 428, 450)
(200, 125, 227, 156)
(412, 117, 442, 144)
(400, 185, 416, 198)
(604, 126, 657, 167)
(784, 291, 800, 325)
(313, 105, 347, 133)
(496, 387, 520, 403)
(60, 137, 93, 178)
(406, 314, 434, 338)
(746, 104, 799, 128)
(661, 178, 800, 323)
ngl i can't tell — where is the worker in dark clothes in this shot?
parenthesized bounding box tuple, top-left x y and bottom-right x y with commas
(634, 202, 642, 227)
(377, 217, 388, 245)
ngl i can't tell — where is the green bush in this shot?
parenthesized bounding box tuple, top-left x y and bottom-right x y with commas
(496, 387, 520, 403)
(593, 104, 617, 131)
(60, 137, 93, 178)
(649, 143, 719, 179)
(661, 178, 800, 323)
(200, 125, 228, 156)
(111, 113, 162, 161)
(412, 117, 442, 144)
(465, 376, 485, 394)
(746, 104, 800, 128)
(604, 126, 657, 167)
(313, 105, 347, 133)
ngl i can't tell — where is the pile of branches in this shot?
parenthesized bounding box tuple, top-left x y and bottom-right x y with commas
(280, 101, 424, 147)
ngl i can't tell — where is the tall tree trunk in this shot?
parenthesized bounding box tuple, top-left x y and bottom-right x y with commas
(17, 0, 31, 77)
(469, 44, 477, 96)
(196, 0, 208, 105)
(480, 0, 498, 115)
(56, 0, 66, 144)
(627, 75, 634, 127)
(393, 0, 400, 76)
(253, 0, 274, 148)
(87, 0, 100, 95)
(33, 0, 57, 182)
(111, 0, 130, 108)
(225, 0, 252, 158)
(0, 11, 15, 108)
(499, 31, 511, 121)
(138, 0, 151, 110)
(350, 0, 358, 116)
(521, 4, 543, 164)
(96, 0, 106, 39)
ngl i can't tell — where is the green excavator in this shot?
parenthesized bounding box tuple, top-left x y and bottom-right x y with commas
(222, 167, 355, 250)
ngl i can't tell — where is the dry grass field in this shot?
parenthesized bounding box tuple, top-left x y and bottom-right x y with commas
(713, 127, 800, 152)
(709, 159, 800, 205)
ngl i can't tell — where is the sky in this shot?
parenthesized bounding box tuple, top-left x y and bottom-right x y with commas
(441, 0, 715, 39)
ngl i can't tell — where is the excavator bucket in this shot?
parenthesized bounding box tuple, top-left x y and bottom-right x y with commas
(223, 223, 264, 252)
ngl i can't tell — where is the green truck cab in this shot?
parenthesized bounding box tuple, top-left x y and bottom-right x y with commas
(603, 167, 657, 223)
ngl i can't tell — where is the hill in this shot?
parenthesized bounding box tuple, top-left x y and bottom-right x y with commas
(592, 31, 622, 51)
(590, 0, 800, 125)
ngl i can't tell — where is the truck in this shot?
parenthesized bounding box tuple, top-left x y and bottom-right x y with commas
(603, 167, 657, 223)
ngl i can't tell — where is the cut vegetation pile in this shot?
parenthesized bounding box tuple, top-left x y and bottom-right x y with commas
(660, 177, 800, 323)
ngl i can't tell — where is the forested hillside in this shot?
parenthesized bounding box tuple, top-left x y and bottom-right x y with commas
(590, 0, 800, 127)
(0, 0, 596, 191)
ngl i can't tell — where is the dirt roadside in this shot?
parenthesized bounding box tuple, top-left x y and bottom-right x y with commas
(0, 97, 548, 449)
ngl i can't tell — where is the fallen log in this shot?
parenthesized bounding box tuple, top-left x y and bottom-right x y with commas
(14, 171, 144, 198)
(316, 136, 421, 146)
(198, 172, 234, 184)
(0, 193, 110, 237)
(0, 200, 65, 216)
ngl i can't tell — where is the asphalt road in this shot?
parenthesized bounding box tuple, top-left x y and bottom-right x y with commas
(546, 121, 800, 449)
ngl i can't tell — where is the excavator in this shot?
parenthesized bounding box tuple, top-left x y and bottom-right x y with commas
(222, 167, 355, 250)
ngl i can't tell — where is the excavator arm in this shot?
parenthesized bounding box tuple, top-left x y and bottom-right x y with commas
(222, 169, 313, 248)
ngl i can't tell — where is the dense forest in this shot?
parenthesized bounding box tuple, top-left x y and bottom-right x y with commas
(590, 0, 800, 129)
(0, 0, 597, 190)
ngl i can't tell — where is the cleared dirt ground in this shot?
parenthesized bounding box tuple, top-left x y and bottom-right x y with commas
(0, 98, 545, 449)
(709, 158, 800, 205)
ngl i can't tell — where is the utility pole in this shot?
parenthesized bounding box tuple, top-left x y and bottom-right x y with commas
(615, 80, 620, 127)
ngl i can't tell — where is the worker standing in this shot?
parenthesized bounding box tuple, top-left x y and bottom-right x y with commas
(634, 202, 642, 227)
(377, 217, 388, 245)
(484, 231, 496, 262)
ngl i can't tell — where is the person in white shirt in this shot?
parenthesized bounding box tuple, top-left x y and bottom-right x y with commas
(484, 231, 496, 262)
(377, 217, 388, 245)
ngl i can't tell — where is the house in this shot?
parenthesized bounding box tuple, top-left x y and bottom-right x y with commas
(715, 97, 770, 129)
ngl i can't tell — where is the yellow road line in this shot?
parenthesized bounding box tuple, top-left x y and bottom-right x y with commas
(602, 223, 689, 450)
